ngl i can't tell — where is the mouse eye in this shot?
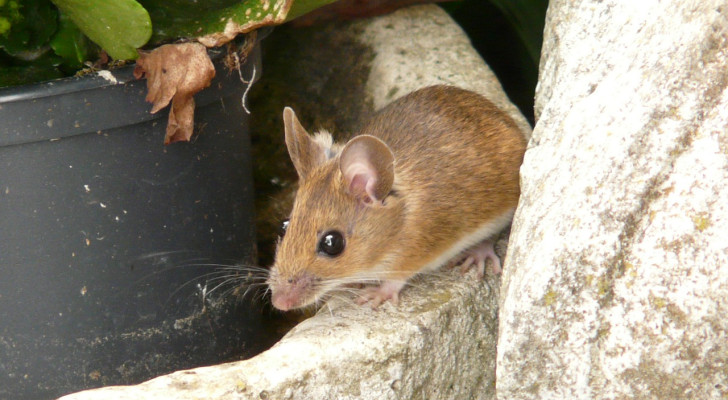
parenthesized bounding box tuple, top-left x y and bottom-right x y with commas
(279, 219, 290, 237)
(318, 230, 345, 257)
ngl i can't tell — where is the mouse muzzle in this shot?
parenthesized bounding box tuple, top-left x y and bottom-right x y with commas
(269, 269, 317, 311)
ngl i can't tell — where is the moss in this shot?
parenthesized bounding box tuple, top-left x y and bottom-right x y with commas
(648, 210, 658, 222)
(621, 360, 687, 398)
(624, 261, 638, 280)
(648, 293, 666, 309)
(619, 351, 728, 399)
(386, 86, 400, 100)
(596, 321, 611, 340)
(597, 277, 611, 298)
(692, 213, 710, 232)
(542, 289, 558, 306)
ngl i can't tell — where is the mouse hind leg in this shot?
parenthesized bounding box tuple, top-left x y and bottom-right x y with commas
(356, 280, 406, 309)
(458, 238, 501, 278)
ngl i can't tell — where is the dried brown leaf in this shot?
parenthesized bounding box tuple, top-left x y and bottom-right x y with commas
(134, 42, 216, 144)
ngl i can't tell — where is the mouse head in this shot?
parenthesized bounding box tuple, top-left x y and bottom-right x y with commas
(268, 107, 404, 311)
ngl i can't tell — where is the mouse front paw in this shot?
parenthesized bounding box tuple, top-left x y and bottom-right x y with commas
(356, 280, 406, 309)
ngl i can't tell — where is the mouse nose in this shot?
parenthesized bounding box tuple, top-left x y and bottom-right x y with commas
(270, 273, 314, 311)
(271, 292, 298, 311)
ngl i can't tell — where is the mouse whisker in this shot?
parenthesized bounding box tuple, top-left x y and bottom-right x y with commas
(238, 282, 269, 301)
(206, 275, 267, 300)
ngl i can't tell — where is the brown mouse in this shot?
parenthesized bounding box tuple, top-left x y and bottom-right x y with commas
(267, 85, 526, 311)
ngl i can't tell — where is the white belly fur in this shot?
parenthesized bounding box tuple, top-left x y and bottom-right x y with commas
(419, 207, 516, 273)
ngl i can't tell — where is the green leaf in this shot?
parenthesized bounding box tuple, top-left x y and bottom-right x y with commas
(142, 0, 337, 45)
(49, 12, 93, 68)
(285, 0, 338, 21)
(0, 0, 23, 37)
(142, 0, 283, 43)
(0, 0, 58, 57)
(50, 0, 151, 60)
(0, 18, 11, 36)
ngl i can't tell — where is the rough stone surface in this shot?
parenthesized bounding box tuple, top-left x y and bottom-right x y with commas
(497, 1, 728, 399)
(61, 5, 528, 400)
(352, 5, 532, 138)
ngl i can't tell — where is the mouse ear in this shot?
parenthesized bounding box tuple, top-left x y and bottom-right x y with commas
(283, 107, 326, 180)
(339, 135, 395, 206)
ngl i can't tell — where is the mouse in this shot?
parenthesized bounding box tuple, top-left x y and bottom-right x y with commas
(267, 85, 526, 311)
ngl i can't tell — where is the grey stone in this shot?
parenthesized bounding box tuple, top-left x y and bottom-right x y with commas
(61, 5, 527, 400)
(354, 5, 531, 138)
(497, 1, 728, 399)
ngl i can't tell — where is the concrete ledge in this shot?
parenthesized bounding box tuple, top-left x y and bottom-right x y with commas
(356, 4, 531, 137)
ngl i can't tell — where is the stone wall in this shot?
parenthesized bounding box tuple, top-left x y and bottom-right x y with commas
(497, 1, 728, 398)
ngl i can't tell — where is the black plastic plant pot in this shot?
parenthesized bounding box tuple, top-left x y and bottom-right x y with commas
(0, 38, 271, 400)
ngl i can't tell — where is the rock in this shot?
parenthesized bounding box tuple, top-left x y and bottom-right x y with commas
(497, 1, 728, 399)
(61, 5, 528, 400)
(355, 4, 531, 137)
